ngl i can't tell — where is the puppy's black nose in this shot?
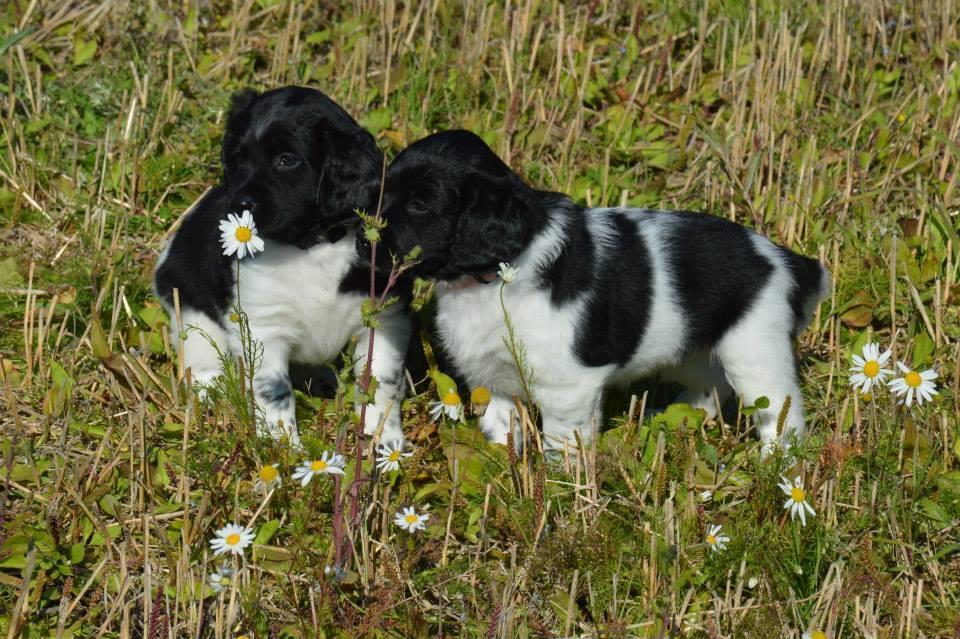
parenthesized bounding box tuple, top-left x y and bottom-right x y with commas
(233, 194, 256, 213)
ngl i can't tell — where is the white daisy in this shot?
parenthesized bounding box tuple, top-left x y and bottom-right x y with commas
(497, 262, 519, 283)
(291, 451, 346, 486)
(253, 463, 281, 493)
(802, 631, 828, 639)
(393, 505, 429, 532)
(705, 524, 729, 553)
(889, 362, 938, 407)
(778, 475, 816, 526)
(375, 440, 412, 473)
(207, 564, 233, 593)
(470, 386, 491, 416)
(219, 210, 265, 259)
(848, 342, 893, 394)
(429, 390, 464, 421)
(209, 523, 255, 556)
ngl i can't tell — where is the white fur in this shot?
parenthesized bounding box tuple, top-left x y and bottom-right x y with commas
(158, 231, 408, 446)
(435, 207, 826, 452)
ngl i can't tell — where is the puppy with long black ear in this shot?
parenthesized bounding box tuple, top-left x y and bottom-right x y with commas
(155, 87, 410, 446)
(377, 130, 829, 453)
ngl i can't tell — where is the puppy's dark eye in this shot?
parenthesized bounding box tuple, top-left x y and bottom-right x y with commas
(275, 152, 301, 169)
(406, 199, 429, 215)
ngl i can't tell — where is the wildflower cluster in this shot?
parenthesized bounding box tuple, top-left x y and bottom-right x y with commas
(207, 442, 427, 562)
(848, 341, 938, 406)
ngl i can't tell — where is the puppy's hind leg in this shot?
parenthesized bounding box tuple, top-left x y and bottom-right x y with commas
(716, 327, 805, 452)
(661, 353, 732, 420)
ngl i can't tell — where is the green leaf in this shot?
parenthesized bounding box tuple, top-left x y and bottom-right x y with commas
(428, 369, 458, 400)
(254, 519, 281, 545)
(70, 542, 85, 565)
(0, 26, 35, 54)
(361, 108, 392, 134)
(916, 498, 950, 525)
(912, 331, 934, 367)
(73, 38, 97, 67)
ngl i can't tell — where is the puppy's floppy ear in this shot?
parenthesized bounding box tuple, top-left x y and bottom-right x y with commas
(313, 125, 383, 219)
(221, 89, 259, 169)
(449, 174, 531, 275)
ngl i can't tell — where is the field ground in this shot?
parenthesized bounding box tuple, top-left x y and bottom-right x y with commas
(1, 1, 959, 637)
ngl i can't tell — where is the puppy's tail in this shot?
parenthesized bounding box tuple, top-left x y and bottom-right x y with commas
(782, 249, 831, 337)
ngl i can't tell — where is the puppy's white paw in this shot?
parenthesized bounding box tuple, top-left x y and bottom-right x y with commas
(478, 395, 517, 446)
(362, 404, 404, 445)
(260, 404, 301, 448)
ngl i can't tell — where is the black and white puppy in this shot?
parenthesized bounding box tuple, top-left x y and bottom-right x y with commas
(376, 130, 829, 452)
(155, 86, 409, 446)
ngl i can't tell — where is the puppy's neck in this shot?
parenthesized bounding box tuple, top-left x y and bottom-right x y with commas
(440, 272, 499, 291)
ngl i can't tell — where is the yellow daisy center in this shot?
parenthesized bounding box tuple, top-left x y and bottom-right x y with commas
(405, 513, 419, 524)
(707, 534, 716, 545)
(258, 465, 278, 482)
(811, 632, 827, 639)
(442, 391, 461, 407)
(234, 226, 252, 242)
(226, 533, 241, 546)
(388, 451, 401, 462)
(904, 371, 922, 388)
(311, 459, 328, 472)
(791, 487, 806, 502)
(471, 386, 491, 404)
(863, 360, 880, 378)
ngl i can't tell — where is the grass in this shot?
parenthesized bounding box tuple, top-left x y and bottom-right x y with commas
(1, 0, 959, 636)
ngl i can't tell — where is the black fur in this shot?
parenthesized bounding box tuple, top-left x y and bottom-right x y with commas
(370, 130, 548, 280)
(662, 211, 773, 350)
(153, 185, 234, 321)
(574, 211, 654, 367)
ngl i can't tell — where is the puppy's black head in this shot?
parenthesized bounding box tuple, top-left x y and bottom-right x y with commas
(221, 86, 382, 248)
(376, 130, 541, 280)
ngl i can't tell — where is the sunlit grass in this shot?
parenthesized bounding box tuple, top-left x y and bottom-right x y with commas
(1, 1, 958, 637)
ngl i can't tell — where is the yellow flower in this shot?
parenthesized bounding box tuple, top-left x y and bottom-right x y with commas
(254, 463, 281, 493)
(470, 386, 491, 416)
(778, 476, 816, 526)
(209, 523, 255, 556)
(375, 440, 412, 473)
(292, 451, 346, 486)
(430, 390, 464, 421)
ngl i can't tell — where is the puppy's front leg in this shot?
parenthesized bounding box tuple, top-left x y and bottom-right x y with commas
(538, 385, 605, 453)
(251, 345, 300, 446)
(353, 310, 410, 444)
(477, 393, 519, 445)
(176, 309, 232, 396)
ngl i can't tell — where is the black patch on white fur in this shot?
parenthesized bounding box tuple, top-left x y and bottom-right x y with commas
(779, 247, 826, 335)
(154, 185, 234, 320)
(257, 375, 293, 405)
(539, 199, 595, 305)
(663, 211, 772, 350)
(573, 212, 653, 367)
